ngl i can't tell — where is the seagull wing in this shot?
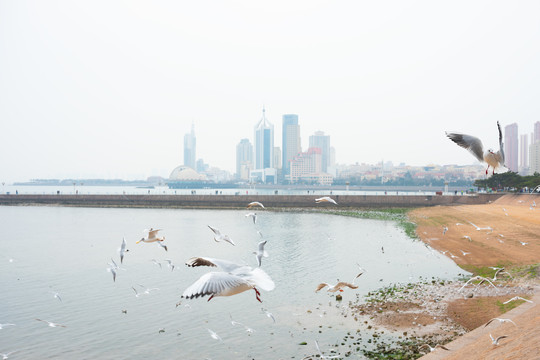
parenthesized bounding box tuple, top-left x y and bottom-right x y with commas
(497, 121, 505, 166)
(185, 256, 243, 273)
(446, 132, 485, 162)
(315, 283, 329, 292)
(207, 225, 220, 236)
(148, 229, 162, 239)
(181, 272, 251, 299)
(336, 282, 358, 290)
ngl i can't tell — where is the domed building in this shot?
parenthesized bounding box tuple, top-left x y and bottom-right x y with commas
(168, 166, 208, 189)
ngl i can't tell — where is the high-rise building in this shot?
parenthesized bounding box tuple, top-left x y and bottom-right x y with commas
(282, 114, 301, 176)
(273, 147, 282, 170)
(183, 123, 196, 170)
(289, 147, 333, 185)
(519, 134, 529, 174)
(534, 121, 540, 144)
(236, 139, 253, 180)
(254, 107, 274, 170)
(504, 123, 518, 172)
(309, 131, 331, 173)
(530, 141, 540, 175)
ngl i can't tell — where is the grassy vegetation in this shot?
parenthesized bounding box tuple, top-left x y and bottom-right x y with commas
(320, 208, 418, 239)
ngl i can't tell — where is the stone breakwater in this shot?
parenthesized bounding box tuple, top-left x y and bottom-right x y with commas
(0, 193, 504, 209)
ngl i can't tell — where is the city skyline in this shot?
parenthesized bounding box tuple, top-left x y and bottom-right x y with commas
(1, 1, 540, 183)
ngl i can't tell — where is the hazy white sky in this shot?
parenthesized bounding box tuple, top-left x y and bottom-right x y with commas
(1, 0, 540, 183)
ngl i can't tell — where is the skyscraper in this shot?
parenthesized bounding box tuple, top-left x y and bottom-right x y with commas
(309, 131, 331, 173)
(254, 107, 274, 170)
(282, 114, 301, 176)
(236, 138, 253, 180)
(534, 121, 540, 144)
(183, 123, 196, 170)
(519, 134, 529, 173)
(530, 141, 540, 175)
(504, 123, 518, 172)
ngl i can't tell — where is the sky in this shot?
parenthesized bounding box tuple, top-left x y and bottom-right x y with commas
(1, 0, 540, 183)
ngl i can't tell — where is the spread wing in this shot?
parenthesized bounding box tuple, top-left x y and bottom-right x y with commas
(185, 257, 244, 273)
(181, 272, 249, 299)
(497, 121, 505, 165)
(315, 283, 329, 292)
(336, 282, 358, 290)
(446, 132, 484, 162)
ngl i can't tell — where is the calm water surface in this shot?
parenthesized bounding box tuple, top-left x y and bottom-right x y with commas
(0, 206, 465, 359)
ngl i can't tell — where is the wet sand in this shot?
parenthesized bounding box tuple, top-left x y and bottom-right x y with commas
(409, 194, 540, 359)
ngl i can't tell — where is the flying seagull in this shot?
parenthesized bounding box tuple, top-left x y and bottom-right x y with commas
(245, 212, 257, 224)
(253, 240, 268, 267)
(136, 228, 165, 244)
(446, 121, 506, 175)
(503, 296, 533, 304)
(119, 237, 127, 263)
(207, 225, 235, 246)
(315, 196, 338, 205)
(35, 319, 67, 328)
(315, 282, 358, 293)
(419, 344, 450, 353)
(490, 333, 508, 346)
(247, 201, 265, 209)
(181, 257, 275, 303)
(484, 318, 517, 327)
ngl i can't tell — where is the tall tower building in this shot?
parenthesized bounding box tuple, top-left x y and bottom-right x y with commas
(519, 134, 529, 173)
(236, 139, 253, 179)
(309, 131, 330, 173)
(282, 114, 301, 176)
(504, 123, 518, 172)
(534, 121, 540, 144)
(183, 123, 196, 170)
(530, 141, 540, 175)
(254, 107, 274, 170)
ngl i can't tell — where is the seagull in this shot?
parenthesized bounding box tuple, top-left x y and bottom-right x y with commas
(253, 240, 268, 267)
(0, 324, 15, 330)
(208, 225, 235, 246)
(119, 237, 127, 263)
(315, 196, 338, 205)
(106, 260, 118, 282)
(151, 259, 162, 269)
(463, 235, 472, 242)
(50, 291, 62, 302)
(247, 201, 265, 209)
(156, 241, 168, 252)
(468, 221, 493, 231)
(315, 282, 358, 293)
(313, 340, 340, 359)
(490, 333, 508, 346)
(207, 328, 223, 342)
(443, 226, 448, 235)
(261, 308, 276, 323)
(229, 315, 255, 334)
(136, 228, 165, 244)
(181, 257, 275, 303)
(503, 296, 533, 304)
(245, 212, 257, 224)
(458, 276, 497, 292)
(164, 259, 175, 271)
(446, 121, 505, 175)
(459, 249, 470, 256)
(257, 230, 264, 238)
(0, 351, 17, 360)
(484, 318, 517, 327)
(492, 268, 513, 281)
(419, 344, 450, 352)
(519, 241, 529, 246)
(35, 319, 67, 328)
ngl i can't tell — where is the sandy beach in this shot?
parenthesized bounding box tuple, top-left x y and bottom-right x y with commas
(408, 194, 540, 359)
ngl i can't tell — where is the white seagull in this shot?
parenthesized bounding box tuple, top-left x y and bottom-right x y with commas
(119, 237, 127, 263)
(136, 228, 165, 244)
(253, 240, 268, 267)
(458, 276, 497, 292)
(49, 291, 62, 302)
(313, 340, 340, 359)
(0, 324, 15, 330)
(315, 281, 358, 293)
(181, 257, 275, 303)
(484, 318, 517, 327)
(247, 201, 265, 209)
(35, 319, 67, 328)
(419, 344, 450, 353)
(467, 221, 493, 231)
(490, 333, 508, 346)
(463, 235, 472, 242)
(245, 212, 257, 224)
(207, 328, 223, 342)
(503, 296, 533, 304)
(315, 196, 338, 205)
(261, 308, 276, 323)
(208, 225, 235, 246)
(0, 351, 17, 360)
(446, 121, 506, 175)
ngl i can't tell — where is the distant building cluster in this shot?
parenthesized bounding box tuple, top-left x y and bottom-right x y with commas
(170, 113, 540, 187)
(505, 121, 540, 175)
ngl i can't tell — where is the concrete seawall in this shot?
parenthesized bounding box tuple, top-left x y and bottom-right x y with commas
(0, 193, 505, 209)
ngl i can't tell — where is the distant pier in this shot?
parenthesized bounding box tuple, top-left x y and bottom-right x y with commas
(0, 193, 504, 209)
